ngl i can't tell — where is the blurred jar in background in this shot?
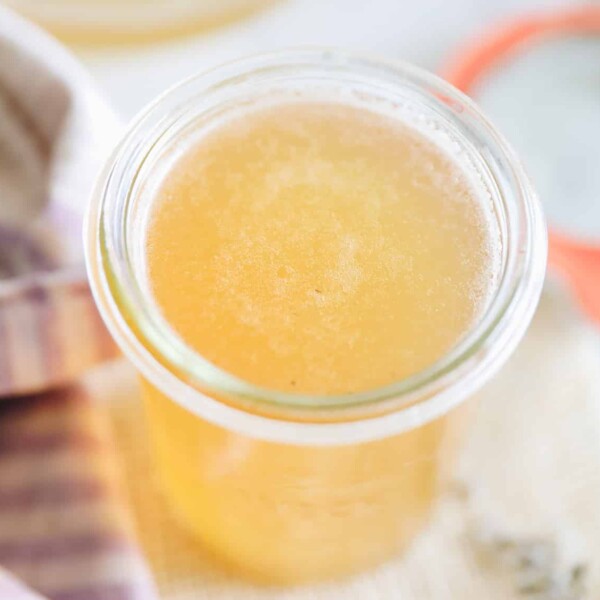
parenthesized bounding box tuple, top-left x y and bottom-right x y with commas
(4, 0, 277, 44)
(443, 5, 600, 325)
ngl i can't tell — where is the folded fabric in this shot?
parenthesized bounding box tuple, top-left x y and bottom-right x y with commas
(0, 388, 157, 600)
(0, 6, 119, 399)
(0, 7, 155, 599)
(0, 34, 68, 226)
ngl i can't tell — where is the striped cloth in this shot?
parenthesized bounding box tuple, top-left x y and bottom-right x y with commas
(1, 7, 599, 600)
(0, 273, 117, 398)
(0, 388, 157, 600)
(0, 8, 119, 399)
(100, 285, 600, 600)
(0, 8, 154, 600)
(1, 569, 45, 599)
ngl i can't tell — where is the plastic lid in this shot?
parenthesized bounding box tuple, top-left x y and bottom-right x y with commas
(443, 6, 600, 325)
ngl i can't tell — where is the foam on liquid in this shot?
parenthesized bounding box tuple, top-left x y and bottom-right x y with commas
(145, 101, 499, 395)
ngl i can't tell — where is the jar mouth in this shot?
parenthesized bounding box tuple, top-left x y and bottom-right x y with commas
(85, 49, 547, 443)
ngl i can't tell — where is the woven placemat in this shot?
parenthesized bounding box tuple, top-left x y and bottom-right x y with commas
(83, 282, 600, 599)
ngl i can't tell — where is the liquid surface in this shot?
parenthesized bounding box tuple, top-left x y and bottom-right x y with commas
(146, 102, 497, 395)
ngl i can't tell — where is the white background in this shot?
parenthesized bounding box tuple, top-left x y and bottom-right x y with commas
(79, 0, 576, 119)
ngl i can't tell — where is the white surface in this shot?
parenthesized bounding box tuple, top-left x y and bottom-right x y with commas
(79, 0, 577, 120)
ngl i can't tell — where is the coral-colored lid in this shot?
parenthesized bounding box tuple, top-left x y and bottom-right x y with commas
(443, 6, 600, 326)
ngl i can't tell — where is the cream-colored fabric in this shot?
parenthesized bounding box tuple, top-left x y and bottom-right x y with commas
(0, 37, 69, 227)
(88, 282, 600, 599)
(0, 5, 120, 259)
(0, 7, 119, 398)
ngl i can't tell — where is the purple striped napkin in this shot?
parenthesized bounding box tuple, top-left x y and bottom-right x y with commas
(0, 273, 117, 398)
(0, 390, 157, 600)
(0, 7, 156, 600)
(0, 10, 119, 399)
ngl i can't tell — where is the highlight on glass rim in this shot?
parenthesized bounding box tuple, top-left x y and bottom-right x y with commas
(3, 1, 600, 598)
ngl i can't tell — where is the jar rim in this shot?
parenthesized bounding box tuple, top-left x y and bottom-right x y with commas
(85, 48, 547, 445)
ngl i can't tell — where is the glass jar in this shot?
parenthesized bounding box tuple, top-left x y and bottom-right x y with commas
(85, 49, 547, 584)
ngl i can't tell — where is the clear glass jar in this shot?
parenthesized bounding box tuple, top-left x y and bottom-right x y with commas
(85, 49, 547, 584)
(5, 0, 276, 44)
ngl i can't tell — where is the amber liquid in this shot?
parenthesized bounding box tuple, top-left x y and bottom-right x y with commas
(143, 102, 498, 583)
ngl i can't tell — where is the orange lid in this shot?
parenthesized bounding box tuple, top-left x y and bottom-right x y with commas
(443, 6, 600, 326)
